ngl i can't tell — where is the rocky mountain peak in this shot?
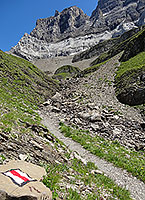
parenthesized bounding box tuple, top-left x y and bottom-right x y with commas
(30, 6, 90, 43)
(9, 0, 145, 61)
(90, 0, 145, 35)
(91, 0, 144, 22)
(54, 10, 60, 17)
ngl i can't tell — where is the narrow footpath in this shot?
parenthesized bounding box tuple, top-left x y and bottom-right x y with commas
(40, 111, 145, 200)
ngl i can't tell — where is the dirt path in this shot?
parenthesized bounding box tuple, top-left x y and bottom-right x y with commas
(39, 111, 145, 200)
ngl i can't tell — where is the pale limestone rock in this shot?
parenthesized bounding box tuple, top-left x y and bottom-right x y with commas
(51, 92, 62, 102)
(0, 160, 52, 200)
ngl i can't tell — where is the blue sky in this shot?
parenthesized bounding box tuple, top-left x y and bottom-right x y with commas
(0, 0, 98, 51)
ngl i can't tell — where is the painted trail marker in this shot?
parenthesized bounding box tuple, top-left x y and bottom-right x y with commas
(0, 160, 52, 199)
(2, 168, 36, 187)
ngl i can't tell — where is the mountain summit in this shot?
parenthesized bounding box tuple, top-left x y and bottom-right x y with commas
(30, 6, 90, 43)
(9, 0, 145, 61)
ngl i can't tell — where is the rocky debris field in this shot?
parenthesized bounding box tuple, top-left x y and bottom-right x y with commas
(41, 54, 145, 151)
(36, 54, 145, 200)
(0, 122, 67, 166)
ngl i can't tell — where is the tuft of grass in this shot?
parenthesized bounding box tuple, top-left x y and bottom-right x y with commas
(0, 154, 6, 164)
(43, 158, 132, 200)
(115, 51, 145, 79)
(59, 123, 145, 183)
(52, 72, 72, 80)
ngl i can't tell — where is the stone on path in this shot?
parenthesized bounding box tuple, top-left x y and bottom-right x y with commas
(0, 160, 52, 200)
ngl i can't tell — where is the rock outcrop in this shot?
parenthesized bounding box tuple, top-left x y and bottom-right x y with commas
(115, 66, 145, 106)
(52, 65, 81, 80)
(120, 27, 145, 62)
(9, 0, 145, 61)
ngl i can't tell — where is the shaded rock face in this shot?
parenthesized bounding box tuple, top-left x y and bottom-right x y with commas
(138, 9, 145, 26)
(9, 1, 145, 61)
(117, 87, 145, 106)
(115, 67, 145, 106)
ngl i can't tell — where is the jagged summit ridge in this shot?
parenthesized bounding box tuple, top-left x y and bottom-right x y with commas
(9, 1, 145, 61)
(30, 6, 91, 43)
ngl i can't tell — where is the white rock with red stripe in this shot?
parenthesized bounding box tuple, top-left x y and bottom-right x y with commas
(0, 160, 52, 200)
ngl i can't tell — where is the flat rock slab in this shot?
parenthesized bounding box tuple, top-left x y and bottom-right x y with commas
(0, 160, 52, 200)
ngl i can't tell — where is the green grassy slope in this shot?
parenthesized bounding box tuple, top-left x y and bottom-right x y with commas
(60, 123, 145, 182)
(53, 65, 81, 80)
(116, 51, 145, 79)
(115, 51, 145, 106)
(0, 50, 58, 134)
(120, 27, 145, 62)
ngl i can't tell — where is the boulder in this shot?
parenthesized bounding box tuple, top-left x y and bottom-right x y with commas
(90, 112, 102, 122)
(51, 92, 62, 102)
(43, 100, 51, 106)
(0, 160, 52, 200)
(78, 112, 91, 120)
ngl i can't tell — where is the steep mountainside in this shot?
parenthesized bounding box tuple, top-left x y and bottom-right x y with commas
(72, 27, 140, 62)
(9, 0, 145, 61)
(89, 26, 145, 66)
(0, 50, 58, 137)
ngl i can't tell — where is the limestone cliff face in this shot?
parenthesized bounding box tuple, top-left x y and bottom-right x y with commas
(9, 1, 145, 61)
(91, 0, 145, 36)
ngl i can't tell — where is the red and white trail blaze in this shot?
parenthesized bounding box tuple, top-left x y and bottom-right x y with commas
(3, 169, 36, 186)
